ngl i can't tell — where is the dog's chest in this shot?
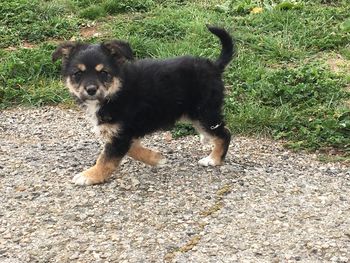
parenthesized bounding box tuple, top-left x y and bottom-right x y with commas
(84, 101, 120, 141)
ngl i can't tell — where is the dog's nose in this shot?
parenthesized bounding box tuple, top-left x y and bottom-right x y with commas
(85, 85, 97, 96)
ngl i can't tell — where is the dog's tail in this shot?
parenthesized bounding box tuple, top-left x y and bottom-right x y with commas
(207, 25, 235, 71)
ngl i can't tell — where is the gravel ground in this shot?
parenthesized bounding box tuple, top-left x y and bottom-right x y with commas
(0, 106, 349, 263)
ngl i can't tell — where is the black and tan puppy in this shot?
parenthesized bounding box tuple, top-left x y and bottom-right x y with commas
(52, 25, 235, 185)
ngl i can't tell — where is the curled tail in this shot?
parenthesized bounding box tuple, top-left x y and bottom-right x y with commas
(206, 25, 235, 71)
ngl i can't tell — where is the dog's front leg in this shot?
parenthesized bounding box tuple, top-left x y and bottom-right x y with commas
(128, 139, 166, 166)
(72, 136, 131, 186)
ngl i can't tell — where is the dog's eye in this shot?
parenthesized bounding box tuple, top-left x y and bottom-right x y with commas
(72, 71, 83, 81)
(99, 70, 110, 81)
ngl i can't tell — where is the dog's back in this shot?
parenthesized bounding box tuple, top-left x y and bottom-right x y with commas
(110, 26, 235, 138)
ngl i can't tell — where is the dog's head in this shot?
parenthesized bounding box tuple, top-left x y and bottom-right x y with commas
(52, 40, 133, 102)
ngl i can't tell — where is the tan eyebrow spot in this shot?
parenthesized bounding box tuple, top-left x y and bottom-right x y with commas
(77, 64, 86, 71)
(95, 64, 104, 71)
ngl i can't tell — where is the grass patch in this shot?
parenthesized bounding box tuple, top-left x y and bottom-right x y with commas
(0, 44, 70, 108)
(225, 61, 349, 152)
(78, 0, 156, 19)
(0, 0, 79, 48)
(79, 5, 106, 20)
(103, 0, 155, 14)
(1, 0, 349, 157)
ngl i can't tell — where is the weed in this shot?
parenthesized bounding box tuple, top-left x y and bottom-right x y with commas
(171, 123, 196, 138)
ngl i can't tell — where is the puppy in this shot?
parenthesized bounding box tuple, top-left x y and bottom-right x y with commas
(52, 25, 235, 185)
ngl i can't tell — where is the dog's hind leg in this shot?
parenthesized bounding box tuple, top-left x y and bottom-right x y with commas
(199, 134, 211, 145)
(72, 135, 132, 185)
(199, 125, 231, 166)
(128, 139, 166, 166)
(193, 118, 231, 166)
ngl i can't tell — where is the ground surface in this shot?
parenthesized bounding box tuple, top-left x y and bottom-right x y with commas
(0, 107, 349, 263)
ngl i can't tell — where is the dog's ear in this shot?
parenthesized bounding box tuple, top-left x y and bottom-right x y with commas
(52, 42, 78, 62)
(102, 40, 134, 63)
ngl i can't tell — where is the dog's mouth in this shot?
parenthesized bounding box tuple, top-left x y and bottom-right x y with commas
(79, 91, 106, 102)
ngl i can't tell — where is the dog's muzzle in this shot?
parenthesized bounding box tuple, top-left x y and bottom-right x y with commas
(85, 85, 98, 96)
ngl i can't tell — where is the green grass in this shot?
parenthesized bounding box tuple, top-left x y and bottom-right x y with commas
(1, 0, 349, 158)
(0, 0, 79, 48)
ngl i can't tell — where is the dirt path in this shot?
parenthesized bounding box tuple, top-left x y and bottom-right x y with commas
(0, 107, 349, 263)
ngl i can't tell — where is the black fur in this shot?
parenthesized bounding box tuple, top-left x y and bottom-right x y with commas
(206, 25, 235, 71)
(53, 25, 234, 163)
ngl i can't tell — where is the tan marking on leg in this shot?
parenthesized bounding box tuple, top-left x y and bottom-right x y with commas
(77, 63, 86, 71)
(209, 137, 225, 165)
(95, 64, 104, 71)
(198, 136, 225, 167)
(192, 120, 230, 166)
(73, 153, 120, 185)
(128, 140, 165, 166)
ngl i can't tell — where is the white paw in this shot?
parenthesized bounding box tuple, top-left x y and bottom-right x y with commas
(198, 156, 219, 167)
(72, 173, 94, 186)
(156, 158, 167, 167)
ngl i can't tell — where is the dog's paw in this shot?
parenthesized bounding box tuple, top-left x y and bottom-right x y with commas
(198, 156, 221, 167)
(72, 173, 97, 186)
